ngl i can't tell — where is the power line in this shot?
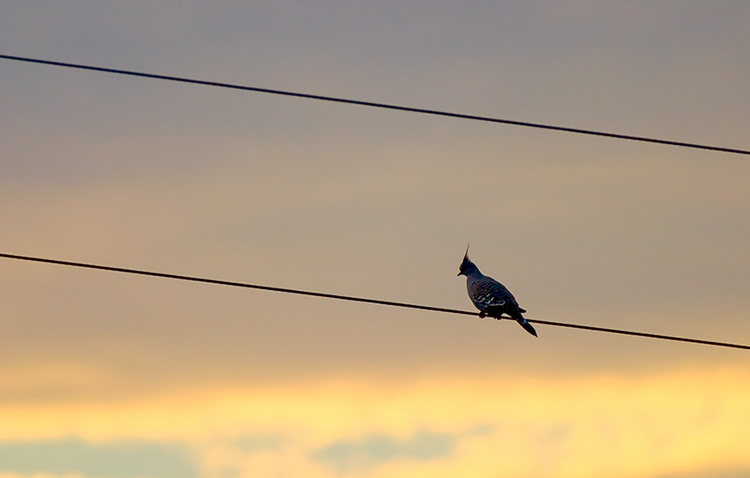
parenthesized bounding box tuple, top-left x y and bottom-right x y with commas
(1, 53, 748, 156)
(1, 252, 748, 351)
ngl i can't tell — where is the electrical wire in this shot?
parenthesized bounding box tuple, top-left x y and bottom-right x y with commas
(1, 252, 747, 351)
(1, 54, 748, 156)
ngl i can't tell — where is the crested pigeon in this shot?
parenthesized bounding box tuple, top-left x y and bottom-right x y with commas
(457, 247, 537, 337)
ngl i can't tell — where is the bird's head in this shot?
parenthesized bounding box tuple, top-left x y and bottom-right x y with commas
(457, 245, 480, 276)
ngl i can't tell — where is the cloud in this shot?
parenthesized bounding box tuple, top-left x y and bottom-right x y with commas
(312, 429, 455, 474)
(0, 370, 749, 477)
(232, 434, 283, 454)
(0, 439, 197, 478)
(654, 467, 750, 478)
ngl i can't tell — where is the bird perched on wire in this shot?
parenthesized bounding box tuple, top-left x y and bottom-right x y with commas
(458, 247, 537, 337)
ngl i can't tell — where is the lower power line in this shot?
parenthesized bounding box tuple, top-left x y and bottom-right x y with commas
(0, 252, 747, 350)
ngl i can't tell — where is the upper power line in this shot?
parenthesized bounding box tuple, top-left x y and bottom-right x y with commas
(1, 252, 748, 351)
(1, 53, 748, 156)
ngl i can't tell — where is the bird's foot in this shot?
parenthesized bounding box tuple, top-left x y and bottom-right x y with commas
(479, 312, 486, 319)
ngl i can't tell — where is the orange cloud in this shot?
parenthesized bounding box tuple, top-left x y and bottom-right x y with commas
(1, 367, 749, 477)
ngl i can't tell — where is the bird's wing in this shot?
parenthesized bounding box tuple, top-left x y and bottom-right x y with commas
(471, 277, 512, 309)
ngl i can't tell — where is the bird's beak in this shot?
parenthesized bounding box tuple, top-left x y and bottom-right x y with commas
(457, 271, 463, 277)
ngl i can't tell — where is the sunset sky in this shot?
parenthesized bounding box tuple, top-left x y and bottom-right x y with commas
(1, 2, 749, 477)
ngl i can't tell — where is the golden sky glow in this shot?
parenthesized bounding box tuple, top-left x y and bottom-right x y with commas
(1, 367, 750, 477)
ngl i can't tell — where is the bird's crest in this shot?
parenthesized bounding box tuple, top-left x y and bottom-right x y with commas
(458, 244, 480, 276)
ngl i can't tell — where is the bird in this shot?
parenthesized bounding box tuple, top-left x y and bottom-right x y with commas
(457, 246, 537, 337)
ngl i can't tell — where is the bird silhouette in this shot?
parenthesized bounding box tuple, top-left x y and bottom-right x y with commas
(457, 246, 537, 337)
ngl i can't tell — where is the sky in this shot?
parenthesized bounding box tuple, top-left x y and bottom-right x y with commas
(0, 1, 749, 477)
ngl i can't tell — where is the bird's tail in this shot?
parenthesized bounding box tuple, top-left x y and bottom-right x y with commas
(517, 318, 537, 337)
